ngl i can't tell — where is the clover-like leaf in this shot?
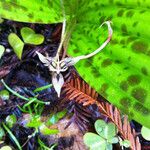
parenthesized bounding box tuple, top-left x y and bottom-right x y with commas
(8, 33, 24, 59)
(83, 132, 106, 150)
(95, 119, 106, 135)
(95, 120, 116, 140)
(141, 126, 150, 141)
(21, 27, 44, 45)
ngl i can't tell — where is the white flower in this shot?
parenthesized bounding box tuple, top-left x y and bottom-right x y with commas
(36, 21, 113, 97)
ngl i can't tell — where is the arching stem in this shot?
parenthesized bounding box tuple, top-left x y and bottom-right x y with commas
(72, 21, 113, 64)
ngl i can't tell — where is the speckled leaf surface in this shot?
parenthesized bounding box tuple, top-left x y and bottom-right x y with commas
(0, 0, 79, 24)
(0, 0, 63, 23)
(67, 0, 150, 128)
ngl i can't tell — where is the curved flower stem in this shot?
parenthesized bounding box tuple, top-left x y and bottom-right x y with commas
(72, 21, 113, 63)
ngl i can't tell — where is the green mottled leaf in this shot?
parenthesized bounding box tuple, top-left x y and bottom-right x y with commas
(8, 33, 24, 59)
(141, 126, 150, 141)
(0, 0, 79, 24)
(83, 132, 106, 150)
(0, 0, 63, 24)
(67, 0, 150, 128)
(0, 45, 5, 59)
(21, 27, 44, 45)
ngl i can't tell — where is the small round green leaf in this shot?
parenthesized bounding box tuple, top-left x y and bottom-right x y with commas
(83, 132, 106, 150)
(95, 120, 116, 139)
(106, 123, 117, 139)
(141, 126, 150, 141)
(8, 33, 24, 59)
(21, 27, 44, 45)
(0, 45, 5, 59)
(5, 115, 17, 128)
(0, 90, 9, 101)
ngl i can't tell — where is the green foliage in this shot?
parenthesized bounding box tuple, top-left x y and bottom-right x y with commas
(21, 27, 44, 45)
(0, 127, 5, 140)
(0, 90, 9, 101)
(0, 45, 5, 59)
(26, 115, 42, 128)
(120, 140, 130, 148)
(67, 0, 150, 129)
(33, 84, 52, 93)
(0, 146, 12, 150)
(0, 18, 4, 23)
(83, 119, 118, 150)
(2, 123, 22, 150)
(1, 0, 150, 128)
(0, 0, 63, 24)
(84, 133, 106, 150)
(26, 115, 59, 135)
(39, 124, 59, 135)
(5, 114, 17, 128)
(1, 79, 49, 105)
(141, 126, 150, 141)
(8, 33, 24, 59)
(38, 138, 57, 150)
(8, 27, 44, 59)
(47, 109, 67, 125)
(95, 120, 116, 140)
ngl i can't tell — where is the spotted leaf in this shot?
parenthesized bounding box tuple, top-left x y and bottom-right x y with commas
(67, 0, 150, 128)
(0, 0, 63, 23)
